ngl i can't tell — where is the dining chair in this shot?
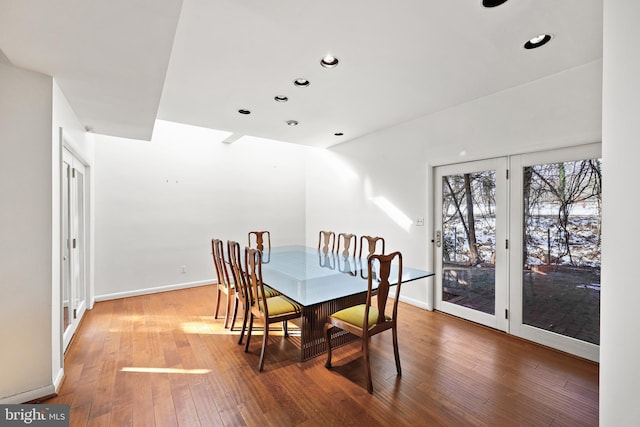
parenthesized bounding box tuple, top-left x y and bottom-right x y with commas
(228, 240, 280, 344)
(323, 251, 403, 393)
(359, 235, 385, 258)
(337, 233, 357, 258)
(337, 233, 357, 275)
(248, 230, 271, 262)
(318, 230, 336, 253)
(244, 247, 302, 371)
(211, 238, 236, 329)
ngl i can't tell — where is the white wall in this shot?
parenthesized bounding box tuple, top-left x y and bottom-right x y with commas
(93, 120, 307, 299)
(0, 62, 54, 402)
(306, 59, 602, 311)
(601, 0, 640, 424)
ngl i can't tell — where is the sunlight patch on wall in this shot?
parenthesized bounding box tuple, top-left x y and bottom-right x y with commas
(121, 367, 211, 374)
(372, 196, 413, 232)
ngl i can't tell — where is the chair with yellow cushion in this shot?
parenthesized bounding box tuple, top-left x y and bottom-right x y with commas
(337, 233, 357, 258)
(244, 247, 302, 371)
(359, 235, 386, 280)
(323, 251, 403, 393)
(318, 230, 336, 254)
(337, 233, 357, 275)
(248, 230, 271, 262)
(228, 240, 280, 344)
(211, 238, 235, 329)
(359, 235, 385, 258)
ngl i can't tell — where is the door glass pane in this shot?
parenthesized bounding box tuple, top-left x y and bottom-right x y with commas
(75, 171, 86, 306)
(523, 159, 601, 344)
(63, 161, 71, 333)
(442, 170, 496, 315)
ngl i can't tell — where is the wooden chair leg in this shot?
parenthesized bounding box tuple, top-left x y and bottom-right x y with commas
(230, 294, 239, 331)
(223, 291, 232, 328)
(363, 336, 373, 394)
(244, 314, 254, 353)
(214, 286, 221, 319)
(392, 325, 402, 375)
(258, 322, 269, 372)
(283, 320, 288, 337)
(238, 305, 248, 345)
(323, 324, 333, 368)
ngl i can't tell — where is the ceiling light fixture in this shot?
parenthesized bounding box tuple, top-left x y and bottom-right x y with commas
(286, 120, 299, 126)
(482, 0, 509, 7)
(293, 78, 310, 87)
(238, 109, 251, 115)
(320, 55, 339, 68)
(274, 95, 289, 102)
(524, 34, 552, 49)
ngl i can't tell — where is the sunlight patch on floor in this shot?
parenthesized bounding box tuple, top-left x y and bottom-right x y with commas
(121, 367, 211, 374)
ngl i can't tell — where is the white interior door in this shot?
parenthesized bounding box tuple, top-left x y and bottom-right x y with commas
(434, 158, 509, 331)
(62, 148, 87, 351)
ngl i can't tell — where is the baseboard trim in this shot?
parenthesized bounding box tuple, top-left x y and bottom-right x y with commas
(0, 384, 56, 404)
(398, 294, 431, 310)
(52, 368, 64, 393)
(94, 279, 215, 302)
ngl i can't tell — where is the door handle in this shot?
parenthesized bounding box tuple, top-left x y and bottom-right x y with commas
(435, 230, 442, 247)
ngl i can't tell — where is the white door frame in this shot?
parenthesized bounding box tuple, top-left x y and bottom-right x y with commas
(509, 144, 601, 362)
(433, 144, 601, 362)
(434, 157, 509, 332)
(61, 137, 91, 352)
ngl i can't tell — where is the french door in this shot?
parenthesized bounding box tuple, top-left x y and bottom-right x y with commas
(434, 144, 601, 361)
(434, 158, 509, 331)
(62, 148, 88, 351)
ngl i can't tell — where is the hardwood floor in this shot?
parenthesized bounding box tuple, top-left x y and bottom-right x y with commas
(46, 285, 599, 426)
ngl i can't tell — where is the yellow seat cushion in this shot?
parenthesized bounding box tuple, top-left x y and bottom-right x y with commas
(331, 304, 390, 329)
(259, 296, 301, 316)
(261, 285, 279, 298)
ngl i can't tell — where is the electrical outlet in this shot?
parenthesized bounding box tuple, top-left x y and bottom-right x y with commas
(416, 217, 425, 226)
(180, 265, 187, 274)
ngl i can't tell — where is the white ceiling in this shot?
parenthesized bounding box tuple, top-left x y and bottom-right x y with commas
(0, 0, 602, 148)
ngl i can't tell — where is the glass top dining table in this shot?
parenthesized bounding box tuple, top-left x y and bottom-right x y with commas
(259, 245, 433, 360)
(261, 245, 432, 307)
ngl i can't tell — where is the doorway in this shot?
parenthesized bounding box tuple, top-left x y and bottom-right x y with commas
(434, 144, 601, 361)
(62, 147, 88, 351)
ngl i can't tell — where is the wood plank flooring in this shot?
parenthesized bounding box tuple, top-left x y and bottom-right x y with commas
(45, 285, 599, 426)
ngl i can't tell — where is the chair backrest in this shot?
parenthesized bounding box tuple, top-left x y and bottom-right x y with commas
(359, 235, 385, 258)
(318, 230, 336, 253)
(248, 231, 271, 252)
(365, 251, 403, 330)
(212, 238, 232, 290)
(228, 240, 248, 305)
(337, 233, 357, 258)
(245, 247, 268, 317)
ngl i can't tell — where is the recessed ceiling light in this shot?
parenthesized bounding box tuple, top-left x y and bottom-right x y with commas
(334, 132, 344, 136)
(482, 0, 509, 7)
(320, 55, 339, 68)
(524, 34, 552, 49)
(274, 95, 289, 102)
(293, 78, 310, 87)
(286, 120, 299, 126)
(238, 109, 251, 115)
